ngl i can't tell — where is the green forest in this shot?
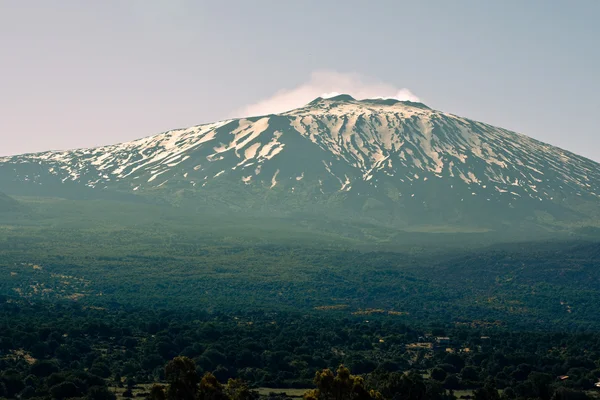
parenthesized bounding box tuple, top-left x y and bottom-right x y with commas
(1, 296, 600, 400)
(1, 197, 600, 400)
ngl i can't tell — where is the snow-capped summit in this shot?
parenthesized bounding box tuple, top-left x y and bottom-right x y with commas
(1, 96, 599, 231)
(307, 94, 430, 109)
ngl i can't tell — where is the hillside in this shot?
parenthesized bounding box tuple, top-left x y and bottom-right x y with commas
(0, 192, 19, 212)
(1, 95, 599, 234)
(1, 207, 599, 328)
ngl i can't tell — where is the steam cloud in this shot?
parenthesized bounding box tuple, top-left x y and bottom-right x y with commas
(236, 71, 420, 118)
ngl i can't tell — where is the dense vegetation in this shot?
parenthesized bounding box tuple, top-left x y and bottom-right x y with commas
(1, 196, 600, 399)
(2, 211, 600, 329)
(1, 297, 600, 400)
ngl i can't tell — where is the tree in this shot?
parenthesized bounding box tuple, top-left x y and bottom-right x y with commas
(1, 370, 25, 398)
(87, 385, 117, 400)
(226, 378, 257, 400)
(431, 368, 447, 382)
(165, 356, 199, 400)
(444, 355, 465, 373)
(30, 360, 60, 378)
(197, 372, 228, 400)
(20, 386, 37, 399)
(443, 374, 460, 391)
(527, 372, 554, 400)
(304, 366, 377, 400)
(114, 372, 123, 388)
(149, 384, 167, 400)
(550, 388, 590, 400)
(50, 381, 81, 400)
(461, 366, 480, 383)
(473, 382, 500, 400)
(378, 371, 427, 400)
(90, 362, 111, 378)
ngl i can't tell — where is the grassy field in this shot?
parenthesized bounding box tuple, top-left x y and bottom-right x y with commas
(109, 383, 156, 399)
(453, 390, 475, 399)
(108, 384, 310, 399)
(256, 387, 310, 398)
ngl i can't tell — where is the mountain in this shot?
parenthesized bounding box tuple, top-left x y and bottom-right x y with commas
(1, 94, 599, 233)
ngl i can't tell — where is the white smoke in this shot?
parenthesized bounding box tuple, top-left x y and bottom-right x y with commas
(236, 70, 421, 117)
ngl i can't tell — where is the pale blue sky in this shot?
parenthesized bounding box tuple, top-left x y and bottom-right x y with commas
(1, 1, 599, 161)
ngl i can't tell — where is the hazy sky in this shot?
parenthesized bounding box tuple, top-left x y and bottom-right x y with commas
(1, 1, 599, 161)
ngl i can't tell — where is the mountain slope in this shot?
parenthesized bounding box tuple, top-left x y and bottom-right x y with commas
(1, 95, 599, 232)
(0, 192, 19, 212)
